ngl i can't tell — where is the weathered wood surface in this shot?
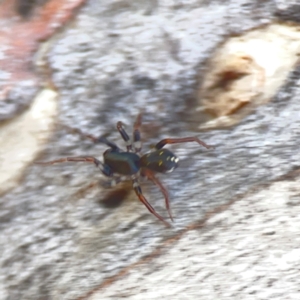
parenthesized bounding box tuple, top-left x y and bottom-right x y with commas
(1, 0, 300, 299)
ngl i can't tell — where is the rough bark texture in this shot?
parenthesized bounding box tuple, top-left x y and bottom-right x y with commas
(1, 0, 300, 299)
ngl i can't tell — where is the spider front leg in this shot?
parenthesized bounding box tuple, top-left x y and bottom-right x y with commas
(64, 126, 100, 144)
(65, 126, 121, 151)
(155, 137, 214, 150)
(117, 113, 143, 153)
(36, 156, 113, 177)
(132, 178, 171, 227)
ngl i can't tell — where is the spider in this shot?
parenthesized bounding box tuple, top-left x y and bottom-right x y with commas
(36, 114, 213, 227)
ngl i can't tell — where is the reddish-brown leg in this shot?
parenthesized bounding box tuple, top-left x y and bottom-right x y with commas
(142, 169, 173, 222)
(36, 156, 100, 166)
(63, 126, 99, 143)
(155, 137, 214, 150)
(63, 126, 120, 150)
(132, 179, 171, 227)
(35, 156, 113, 177)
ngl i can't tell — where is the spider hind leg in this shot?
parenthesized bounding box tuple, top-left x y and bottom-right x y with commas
(142, 169, 173, 221)
(132, 178, 171, 227)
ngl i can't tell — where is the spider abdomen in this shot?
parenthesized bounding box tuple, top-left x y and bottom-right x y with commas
(140, 149, 179, 173)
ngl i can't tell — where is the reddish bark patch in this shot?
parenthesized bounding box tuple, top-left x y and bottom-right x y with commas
(0, 0, 87, 119)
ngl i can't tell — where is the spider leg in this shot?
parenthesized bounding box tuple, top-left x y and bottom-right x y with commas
(132, 178, 171, 227)
(142, 169, 173, 221)
(35, 156, 113, 177)
(133, 112, 143, 153)
(64, 126, 120, 151)
(117, 121, 134, 152)
(97, 136, 120, 151)
(155, 137, 214, 150)
(64, 126, 100, 144)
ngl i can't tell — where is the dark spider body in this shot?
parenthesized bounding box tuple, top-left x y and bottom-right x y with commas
(104, 148, 178, 176)
(103, 150, 140, 176)
(36, 114, 213, 227)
